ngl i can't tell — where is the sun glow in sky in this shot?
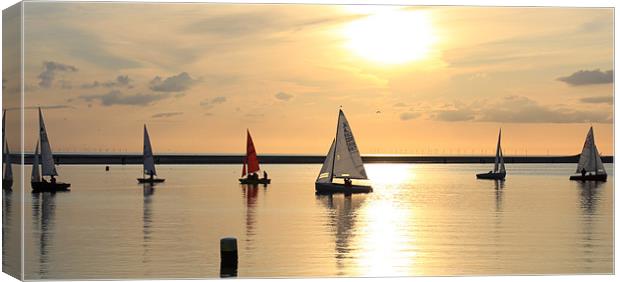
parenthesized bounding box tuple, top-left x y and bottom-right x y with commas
(2, 3, 613, 155)
(343, 9, 437, 65)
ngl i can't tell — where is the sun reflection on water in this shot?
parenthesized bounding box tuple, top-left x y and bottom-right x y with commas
(354, 164, 418, 276)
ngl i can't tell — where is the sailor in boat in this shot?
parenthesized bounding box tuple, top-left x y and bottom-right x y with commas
(263, 171, 268, 180)
(51, 176, 56, 185)
(344, 177, 352, 188)
(581, 168, 586, 177)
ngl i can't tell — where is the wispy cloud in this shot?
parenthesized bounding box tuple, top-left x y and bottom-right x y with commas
(478, 96, 611, 123)
(201, 96, 227, 108)
(275, 92, 294, 101)
(399, 112, 420, 121)
(149, 72, 197, 92)
(82, 75, 132, 89)
(79, 90, 170, 107)
(38, 61, 77, 88)
(432, 109, 475, 122)
(557, 69, 613, 86)
(151, 112, 183, 118)
(580, 96, 613, 105)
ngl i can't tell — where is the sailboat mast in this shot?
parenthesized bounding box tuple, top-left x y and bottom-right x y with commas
(330, 110, 342, 181)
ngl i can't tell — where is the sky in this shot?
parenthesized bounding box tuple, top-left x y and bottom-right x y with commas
(2, 2, 614, 155)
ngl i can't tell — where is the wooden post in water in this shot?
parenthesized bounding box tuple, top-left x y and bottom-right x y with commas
(220, 237, 238, 277)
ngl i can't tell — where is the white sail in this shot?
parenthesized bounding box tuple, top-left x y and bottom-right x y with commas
(316, 139, 336, 183)
(143, 125, 157, 176)
(31, 141, 41, 182)
(4, 141, 12, 181)
(332, 110, 368, 179)
(576, 127, 606, 174)
(493, 129, 506, 173)
(38, 108, 58, 176)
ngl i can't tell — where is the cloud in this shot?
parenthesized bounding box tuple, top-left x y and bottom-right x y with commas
(149, 72, 197, 92)
(79, 90, 170, 107)
(399, 112, 421, 121)
(557, 69, 613, 86)
(38, 61, 78, 88)
(275, 92, 294, 101)
(394, 102, 408, 107)
(152, 112, 183, 118)
(6, 105, 72, 111)
(580, 96, 613, 105)
(432, 109, 476, 122)
(82, 75, 132, 89)
(211, 96, 227, 104)
(201, 96, 227, 108)
(479, 96, 611, 123)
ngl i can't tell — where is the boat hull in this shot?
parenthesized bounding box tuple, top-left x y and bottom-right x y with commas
(31, 181, 71, 192)
(569, 174, 607, 182)
(3, 179, 13, 190)
(239, 178, 271, 184)
(137, 178, 166, 184)
(315, 182, 373, 194)
(476, 172, 506, 180)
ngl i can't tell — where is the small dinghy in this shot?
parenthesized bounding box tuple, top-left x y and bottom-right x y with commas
(137, 125, 165, 184)
(3, 110, 13, 190)
(31, 108, 71, 192)
(239, 130, 271, 184)
(315, 110, 372, 194)
(570, 127, 607, 182)
(477, 129, 506, 180)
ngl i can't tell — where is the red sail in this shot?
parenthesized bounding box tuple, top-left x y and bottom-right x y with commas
(246, 130, 260, 173)
(241, 157, 247, 177)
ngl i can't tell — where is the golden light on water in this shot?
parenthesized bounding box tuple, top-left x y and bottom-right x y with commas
(342, 9, 437, 65)
(355, 164, 418, 276)
(368, 163, 416, 185)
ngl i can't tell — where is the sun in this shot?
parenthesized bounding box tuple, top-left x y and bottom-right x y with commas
(342, 9, 437, 65)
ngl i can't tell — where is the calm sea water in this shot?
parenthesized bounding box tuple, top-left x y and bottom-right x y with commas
(2, 163, 614, 279)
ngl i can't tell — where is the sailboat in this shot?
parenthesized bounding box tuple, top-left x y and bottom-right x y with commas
(137, 125, 165, 183)
(476, 129, 506, 180)
(3, 110, 13, 190)
(570, 127, 607, 182)
(31, 108, 71, 192)
(315, 110, 372, 194)
(239, 129, 270, 184)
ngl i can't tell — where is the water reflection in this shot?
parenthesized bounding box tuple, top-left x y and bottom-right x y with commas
(241, 184, 260, 251)
(575, 180, 603, 271)
(494, 180, 505, 213)
(317, 194, 365, 275)
(143, 184, 155, 265)
(576, 181, 601, 215)
(32, 192, 57, 278)
(2, 189, 13, 269)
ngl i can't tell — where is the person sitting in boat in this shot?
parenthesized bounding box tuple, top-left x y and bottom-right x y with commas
(50, 176, 56, 185)
(263, 171, 268, 180)
(581, 168, 586, 177)
(344, 178, 352, 187)
(149, 171, 154, 180)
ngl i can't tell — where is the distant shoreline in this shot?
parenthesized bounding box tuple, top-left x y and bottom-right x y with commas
(10, 154, 614, 165)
